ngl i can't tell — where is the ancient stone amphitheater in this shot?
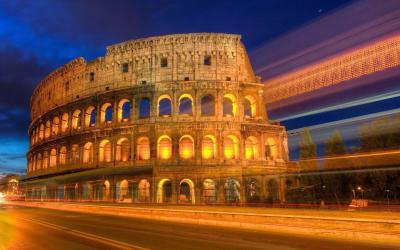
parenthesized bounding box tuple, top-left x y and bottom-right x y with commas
(25, 33, 290, 205)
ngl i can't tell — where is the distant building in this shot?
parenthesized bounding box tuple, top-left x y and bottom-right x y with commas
(23, 33, 292, 204)
(0, 174, 20, 196)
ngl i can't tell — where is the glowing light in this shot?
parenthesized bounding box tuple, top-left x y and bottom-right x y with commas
(245, 136, 258, 160)
(179, 136, 194, 159)
(202, 135, 216, 160)
(137, 137, 150, 160)
(264, 35, 400, 103)
(224, 135, 238, 160)
(158, 136, 172, 160)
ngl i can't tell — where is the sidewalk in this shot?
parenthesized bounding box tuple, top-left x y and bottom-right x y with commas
(9, 201, 400, 247)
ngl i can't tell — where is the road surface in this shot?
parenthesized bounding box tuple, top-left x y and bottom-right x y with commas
(0, 204, 395, 250)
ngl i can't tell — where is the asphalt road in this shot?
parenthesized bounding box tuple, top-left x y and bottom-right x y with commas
(0, 204, 396, 250)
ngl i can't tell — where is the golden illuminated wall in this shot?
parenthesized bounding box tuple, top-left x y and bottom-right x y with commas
(264, 35, 400, 103)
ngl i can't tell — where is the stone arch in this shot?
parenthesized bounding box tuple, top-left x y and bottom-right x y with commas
(42, 151, 49, 169)
(202, 135, 217, 160)
(139, 97, 151, 118)
(224, 135, 239, 160)
(71, 144, 80, 163)
(246, 178, 261, 203)
(39, 123, 44, 140)
(245, 136, 259, 160)
(83, 142, 93, 163)
(225, 177, 241, 204)
(52, 116, 60, 135)
(201, 94, 215, 116)
(157, 178, 172, 203)
(203, 179, 217, 204)
(116, 137, 130, 162)
(59, 146, 67, 165)
(157, 135, 172, 160)
(118, 99, 131, 122)
(84, 106, 96, 127)
(178, 93, 193, 115)
(49, 148, 57, 167)
(36, 153, 42, 170)
(103, 180, 111, 201)
(179, 135, 194, 159)
(138, 179, 150, 202)
(61, 112, 69, 132)
(266, 179, 279, 203)
(44, 120, 51, 138)
(71, 109, 81, 129)
(137, 136, 150, 160)
(265, 137, 278, 160)
(157, 94, 172, 117)
(100, 103, 113, 123)
(244, 95, 257, 118)
(99, 139, 112, 162)
(118, 179, 129, 201)
(223, 93, 237, 117)
(179, 179, 195, 204)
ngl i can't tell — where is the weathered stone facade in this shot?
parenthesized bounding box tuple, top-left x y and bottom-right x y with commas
(25, 33, 290, 204)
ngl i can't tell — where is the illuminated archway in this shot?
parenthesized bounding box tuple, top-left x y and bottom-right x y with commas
(103, 180, 110, 201)
(52, 117, 60, 135)
(36, 153, 42, 170)
(117, 99, 131, 122)
(59, 146, 67, 165)
(116, 137, 130, 162)
(84, 106, 96, 127)
(61, 113, 69, 132)
(178, 94, 193, 115)
(100, 103, 113, 123)
(45, 120, 51, 138)
(49, 148, 57, 167)
(203, 179, 217, 204)
(138, 179, 150, 202)
(42, 151, 49, 169)
(118, 179, 128, 201)
(157, 95, 172, 117)
(265, 137, 278, 160)
(157, 178, 172, 203)
(99, 139, 112, 162)
(71, 144, 80, 163)
(157, 135, 172, 160)
(224, 135, 239, 160)
(223, 94, 237, 117)
(83, 142, 93, 163)
(179, 179, 195, 204)
(244, 95, 256, 118)
(179, 135, 194, 159)
(137, 137, 150, 160)
(202, 135, 217, 160)
(39, 123, 44, 140)
(245, 136, 259, 160)
(71, 110, 81, 129)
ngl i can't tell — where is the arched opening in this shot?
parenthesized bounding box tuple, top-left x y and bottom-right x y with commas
(267, 179, 279, 203)
(224, 135, 239, 160)
(83, 142, 93, 163)
(100, 103, 113, 123)
(71, 144, 79, 164)
(201, 95, 215, 116)
(265, 137, 278, 160)
(118, 179, 129, 202)
(99, 139, 112, 162)
(245, 136, 259, 160)
(157, 179, 172, 203)
(59, 146, 67, 165)
(179, 135, 194, 159)
(137, 137, 150, 160)
(39, 124, 44, 140)
(138, 179, 150, 202)
(179, 179, 195, 204)
(202, 135, 217, 160)
(82, 183, 91, 200)
(43, 151, 49, 169)
(225, 178, 240, 204)
(36, 153, 42, 170)
(203, 179, 217, 204)
(45, 120, 51, 138)
(61, 113, 69, 132)
(116, 138, 130, 162)
(139, 97, 151, 118)
(223, 94, 237, 117)
(35, 127, 40, 142)
(179, 94, 193, 115)
(103, 180, 110, 201)
(246, 178, 261, 203)
(52, 117, 60, 135)
(118, 99, 131, 122)
(244, 95, 256, 118)
(158, 95, 172, 117)
(84, 106, 96, 127)
(49, 148, 57, 167)
(157, 135, 172, 160)
(71, 110, 82, 129)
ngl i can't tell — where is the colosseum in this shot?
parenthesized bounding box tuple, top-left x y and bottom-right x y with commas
(24, 33, 290, 205)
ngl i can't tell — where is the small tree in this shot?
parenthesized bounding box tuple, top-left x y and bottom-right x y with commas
(299, 128, 317, 170)
(325, 130, 346, 156)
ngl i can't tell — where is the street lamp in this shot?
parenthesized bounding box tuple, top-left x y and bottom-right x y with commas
(386, 189, 390, 208)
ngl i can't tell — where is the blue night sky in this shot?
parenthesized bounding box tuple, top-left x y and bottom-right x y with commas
(0, 0, 352, 174)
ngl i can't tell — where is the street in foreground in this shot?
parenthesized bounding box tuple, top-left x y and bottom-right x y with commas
(0, 204, 395, 250)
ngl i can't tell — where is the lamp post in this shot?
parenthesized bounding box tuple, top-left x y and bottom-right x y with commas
(386, 189, 390, 208)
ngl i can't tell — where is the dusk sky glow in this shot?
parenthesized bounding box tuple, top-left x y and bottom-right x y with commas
(0, 0, 362, 173)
